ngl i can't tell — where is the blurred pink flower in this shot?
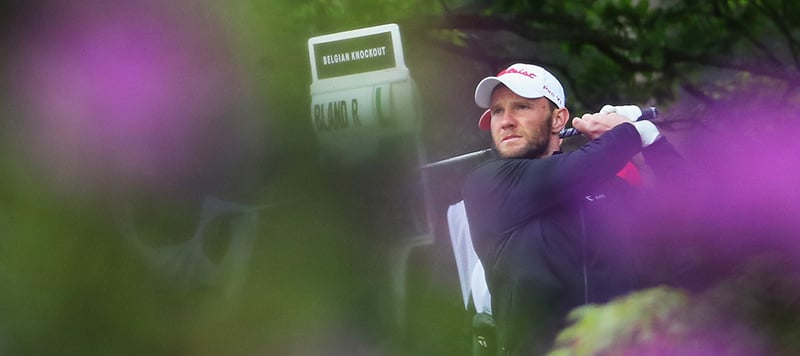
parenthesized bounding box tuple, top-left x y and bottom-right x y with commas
(11, 0, 249, 198)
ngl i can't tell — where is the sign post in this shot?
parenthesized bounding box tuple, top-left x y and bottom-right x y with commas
(308, 24, 434, 333)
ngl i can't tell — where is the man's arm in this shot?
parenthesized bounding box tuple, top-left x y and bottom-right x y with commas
(463, 121, 643, 237)
(641, 135, 684, 183)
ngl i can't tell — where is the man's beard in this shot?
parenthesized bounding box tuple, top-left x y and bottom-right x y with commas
(495, 113, 555, 159)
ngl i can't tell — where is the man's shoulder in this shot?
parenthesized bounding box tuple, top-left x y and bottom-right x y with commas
(464, 158, 513, 189)
(462, 159, 495, 198)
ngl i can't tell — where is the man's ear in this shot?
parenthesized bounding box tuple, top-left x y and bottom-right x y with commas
(552, 108, 570, 133)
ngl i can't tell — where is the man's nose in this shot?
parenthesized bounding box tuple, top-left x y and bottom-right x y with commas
(498, 111, 517, 129)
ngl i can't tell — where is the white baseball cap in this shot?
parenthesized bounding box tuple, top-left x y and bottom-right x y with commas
(474, 63, 565, 130)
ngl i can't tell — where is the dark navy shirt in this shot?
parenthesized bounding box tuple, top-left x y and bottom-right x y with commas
(462, 123, 677, 354)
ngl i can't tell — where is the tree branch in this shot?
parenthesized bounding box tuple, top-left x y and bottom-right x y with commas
(755, 1, 800, 69)
(409, 10, 800, 97)
(711, 1, 787, 69)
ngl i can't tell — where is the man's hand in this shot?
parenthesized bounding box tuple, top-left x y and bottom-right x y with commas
(599, 105, 642, 121)
(571, 112, 631, 140)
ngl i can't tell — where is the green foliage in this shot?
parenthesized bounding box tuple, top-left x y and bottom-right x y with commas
(548, 255, 800, 355)
(286, 0, 442, 33)
(430, 29, 470, 48)
(548, 286, 690, 356)
(428, 0, 800, 116)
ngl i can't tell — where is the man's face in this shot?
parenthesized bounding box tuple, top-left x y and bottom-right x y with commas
(488, 85, 557, 159)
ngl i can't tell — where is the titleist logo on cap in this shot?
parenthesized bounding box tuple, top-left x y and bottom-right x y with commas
(498, 67, 537, 79)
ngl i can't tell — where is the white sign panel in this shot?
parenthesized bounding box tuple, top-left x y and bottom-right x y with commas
(308, 24, 418, 162)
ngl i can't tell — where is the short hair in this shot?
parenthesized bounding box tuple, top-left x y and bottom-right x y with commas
(546, 99, 558, 112)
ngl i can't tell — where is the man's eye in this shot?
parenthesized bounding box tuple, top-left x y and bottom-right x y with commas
(518, 105, 529, 110)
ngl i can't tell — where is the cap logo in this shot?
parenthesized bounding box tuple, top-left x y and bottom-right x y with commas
(498, 67, 537, 79)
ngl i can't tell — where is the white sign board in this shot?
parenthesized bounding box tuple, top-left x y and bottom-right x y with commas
(308, 24, 419, 162)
